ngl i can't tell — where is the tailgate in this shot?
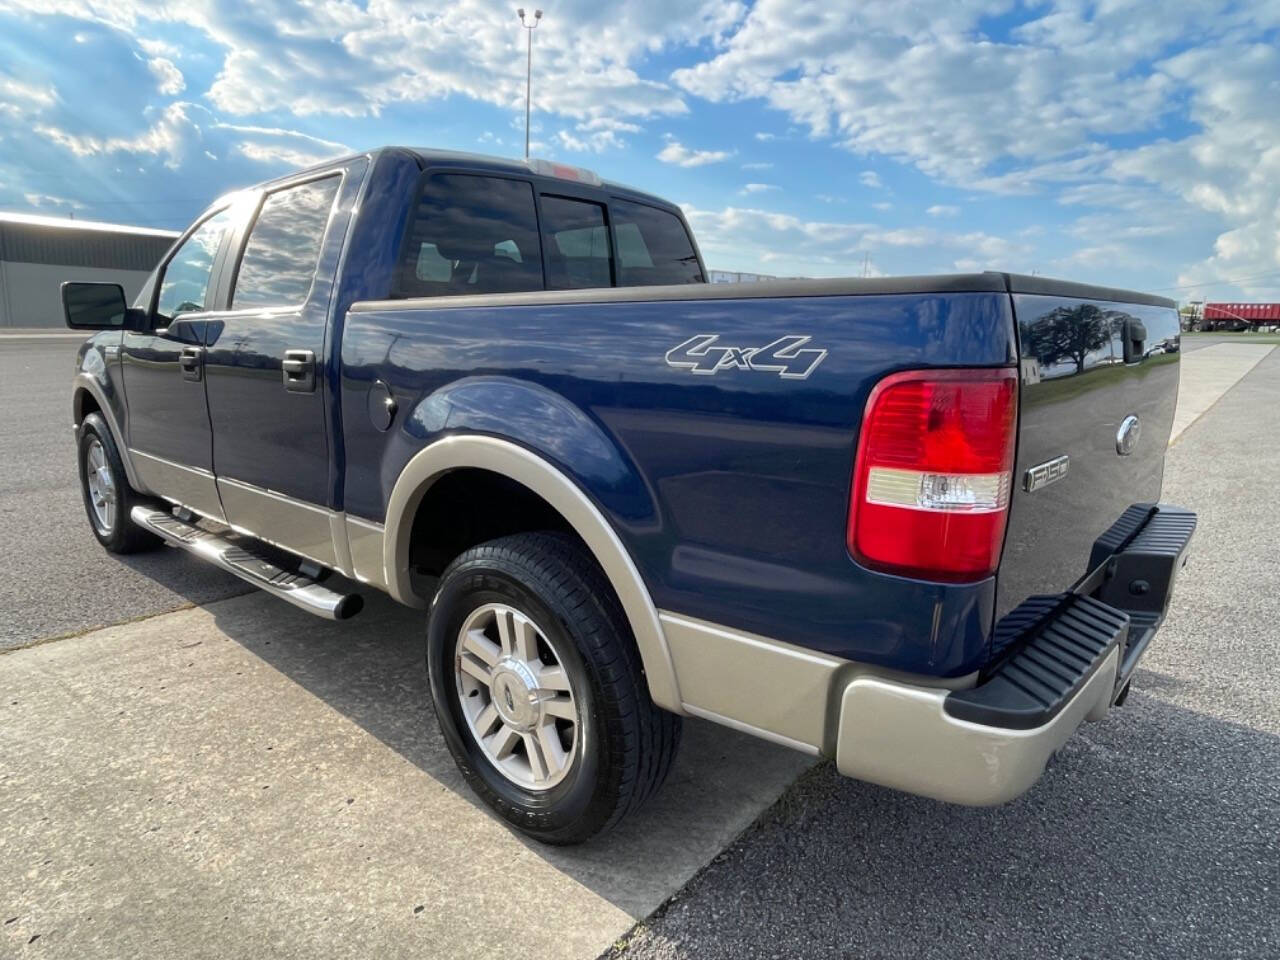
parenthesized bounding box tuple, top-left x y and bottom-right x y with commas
(994, 278, 1182, 641)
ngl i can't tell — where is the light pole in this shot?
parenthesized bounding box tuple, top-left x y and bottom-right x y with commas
(517, 8, 542, 159)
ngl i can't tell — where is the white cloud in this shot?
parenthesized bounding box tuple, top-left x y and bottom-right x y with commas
(741, 161, 773, 170)
(871, 201, 893, 211)
(137, 37, 180, 58)
(754, 132, 776, 141)
(8, 0, 743, 124)
(22, 192, 86, 211)
(34, 102, 348, 172)
(0, 75, 57, 117)
(858, 170, 882, 188)
(670, 0, 1280, 295)
(657, 135, 731, 166)
(146, 56, 185, 95)
(926, 204, 958, 217)
(36, 103, 200, 168)
(684, 203, 1027, 277)
(554, 116, 642, 152)
(740, 182, 778, 193)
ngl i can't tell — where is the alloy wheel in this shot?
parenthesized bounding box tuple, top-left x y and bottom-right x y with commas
(453, 602, 579, 791)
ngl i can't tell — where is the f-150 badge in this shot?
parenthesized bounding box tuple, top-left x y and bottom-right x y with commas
(665, 335, 828, 380)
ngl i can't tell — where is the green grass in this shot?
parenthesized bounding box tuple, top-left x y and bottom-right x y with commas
(1183, 331, 1280, 343)
(1023, 351, 1179, 408)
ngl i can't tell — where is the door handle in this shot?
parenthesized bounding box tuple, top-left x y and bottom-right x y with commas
(179, 346, 204, 382)
(282, 349, 316, 393)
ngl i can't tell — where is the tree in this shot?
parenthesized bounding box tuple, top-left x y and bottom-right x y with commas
(1023, 304, 1113, 374)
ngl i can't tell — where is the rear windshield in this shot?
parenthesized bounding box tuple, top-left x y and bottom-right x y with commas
(540, 195, 612, 290)
(392, 173, 702, 298)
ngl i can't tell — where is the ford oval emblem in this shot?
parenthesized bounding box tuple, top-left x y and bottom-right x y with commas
(1116, 415, 1141, 456)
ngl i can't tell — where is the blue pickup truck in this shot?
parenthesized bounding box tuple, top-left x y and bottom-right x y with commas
(64, 147, 1194, 843)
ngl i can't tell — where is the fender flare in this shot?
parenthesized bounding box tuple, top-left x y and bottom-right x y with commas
(382, 434, 683, 714)
(72, 373, 147, 494)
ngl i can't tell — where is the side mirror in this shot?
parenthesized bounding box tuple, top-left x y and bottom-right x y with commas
(1122, 317, 1148, 363)
(61, 282, 145, 331)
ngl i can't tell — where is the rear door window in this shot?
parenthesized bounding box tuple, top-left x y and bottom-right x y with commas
(232, 175, 341, 309)
(540, 196, 613, 290)
(395, 174, 543, 297)
(610, 199, 703, 286)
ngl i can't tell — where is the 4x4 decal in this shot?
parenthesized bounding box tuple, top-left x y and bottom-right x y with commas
(665, 334, 828, 380)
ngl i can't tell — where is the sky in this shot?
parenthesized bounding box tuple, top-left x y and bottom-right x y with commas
(1, 0, 1278, 302)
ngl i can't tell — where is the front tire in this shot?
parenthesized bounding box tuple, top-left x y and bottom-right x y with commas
(427, 532, 681, 845)
(76, 413, 162, 554)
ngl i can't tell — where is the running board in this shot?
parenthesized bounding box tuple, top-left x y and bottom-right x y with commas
(130, 505, 364, 621)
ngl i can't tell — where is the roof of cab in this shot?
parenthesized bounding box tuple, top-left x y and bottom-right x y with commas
(256, 146, 677, 212)
(406, 147, 679, 211)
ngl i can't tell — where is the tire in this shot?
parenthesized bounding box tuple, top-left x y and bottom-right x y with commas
(426, 531, 681, 845)
(76, 413, 162, 554)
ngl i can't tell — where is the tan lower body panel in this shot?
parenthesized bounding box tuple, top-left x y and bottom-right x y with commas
(130, 449, 226, 522)
(659, 612, 843, 755)
(659, 611, 982, 757)
(216, 477, 337, 569)
(345, 516, 386, 588)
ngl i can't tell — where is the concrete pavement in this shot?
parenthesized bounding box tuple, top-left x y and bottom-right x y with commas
(0, 589, 809, 957)
(1169, 341, 1273, 442)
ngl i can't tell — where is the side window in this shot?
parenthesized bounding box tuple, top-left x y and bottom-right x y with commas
(154, 208, 234, 324)
(540, 196, 612, 290)
(395, 174, 543, 298)
(610, 199, 703, 286)
(232, 175, 341, 310)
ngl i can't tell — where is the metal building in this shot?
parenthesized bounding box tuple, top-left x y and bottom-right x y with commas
(0, 213, 178, 328)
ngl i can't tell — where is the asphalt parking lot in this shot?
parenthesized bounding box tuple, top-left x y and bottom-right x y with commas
(0, 337, 251, 651)
(2, 334, 1277, 958)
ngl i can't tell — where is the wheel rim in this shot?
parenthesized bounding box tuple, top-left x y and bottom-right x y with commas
(454, 602, 579, 791)
(84, 438, 117, 534)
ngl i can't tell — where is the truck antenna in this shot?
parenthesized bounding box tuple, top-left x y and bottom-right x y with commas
(517, 9, 543, 159)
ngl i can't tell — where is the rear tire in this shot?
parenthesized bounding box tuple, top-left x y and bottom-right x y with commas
(426, 532, 681, 844)
(76, 413, 162, 554)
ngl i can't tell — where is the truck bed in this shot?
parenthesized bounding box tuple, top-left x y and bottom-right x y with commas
(341, 271, 1178, 680)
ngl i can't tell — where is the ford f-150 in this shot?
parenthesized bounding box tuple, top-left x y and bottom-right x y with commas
(63, 147, 1195, 843)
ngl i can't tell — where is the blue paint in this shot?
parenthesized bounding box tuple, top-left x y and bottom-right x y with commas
(341, 289, 1015, 675)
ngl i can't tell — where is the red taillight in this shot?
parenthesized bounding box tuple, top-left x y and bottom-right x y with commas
(848, 368, 1018, 582)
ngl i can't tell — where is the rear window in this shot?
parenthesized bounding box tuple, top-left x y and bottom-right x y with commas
(611, 199, 702, 286)
(540, 196, 612, 290)
(395, 174, 544, 297)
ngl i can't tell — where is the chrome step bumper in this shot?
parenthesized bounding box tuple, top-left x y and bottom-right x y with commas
(131, 506, 364, 621)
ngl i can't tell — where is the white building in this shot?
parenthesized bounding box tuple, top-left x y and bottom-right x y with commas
(709, 270, 770, 284)
(0, 213, 178, 328)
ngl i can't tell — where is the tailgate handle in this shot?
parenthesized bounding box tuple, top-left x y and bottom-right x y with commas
(1123, 318, 1147, 363)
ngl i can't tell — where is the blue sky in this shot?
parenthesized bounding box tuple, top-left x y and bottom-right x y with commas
(1, 0, 1278, 301)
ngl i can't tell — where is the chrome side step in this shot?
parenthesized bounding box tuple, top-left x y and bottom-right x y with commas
(131, 506, 364, 621)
